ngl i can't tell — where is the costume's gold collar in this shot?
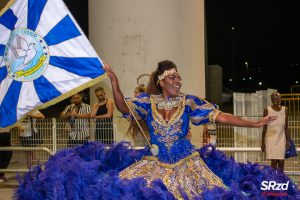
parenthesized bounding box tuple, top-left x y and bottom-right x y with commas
(152, 94, 185, 111)
(150, 94, 185, 126)
(157, 97, 181, 111)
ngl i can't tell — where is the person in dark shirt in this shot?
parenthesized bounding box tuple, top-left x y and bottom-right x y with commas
(91, 87, 114, 144)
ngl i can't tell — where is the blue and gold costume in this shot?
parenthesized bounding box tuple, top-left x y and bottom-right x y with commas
(121, 93, 225, 199)
(16, 93, 299, 199)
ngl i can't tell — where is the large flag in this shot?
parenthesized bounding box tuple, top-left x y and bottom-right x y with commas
(0, 0, 106, 128)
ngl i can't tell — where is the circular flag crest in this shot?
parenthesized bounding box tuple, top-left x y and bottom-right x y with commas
(4, 28, 49, 82)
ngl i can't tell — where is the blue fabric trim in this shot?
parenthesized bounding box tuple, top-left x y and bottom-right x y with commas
(0, 80, 22, 127)
(27, 0, 47, 31)
(43, 15, 81, 46)
(0, 44, 5, 56)
(0, 9, 18, 31)
(49, 56, 104, 79)
(0, 66, 7, 84)
(33, 75, 61, 103)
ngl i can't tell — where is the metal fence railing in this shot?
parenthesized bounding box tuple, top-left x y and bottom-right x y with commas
(215, 117, 299, 173)
(0, 147, 54, 173)
(281, 93, 300, 118)
(3, 118, 116, 172)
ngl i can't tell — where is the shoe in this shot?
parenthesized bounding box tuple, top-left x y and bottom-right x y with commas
(0, 175, 7, 182)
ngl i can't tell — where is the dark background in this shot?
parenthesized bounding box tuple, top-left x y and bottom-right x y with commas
(205, 1, 300, 93)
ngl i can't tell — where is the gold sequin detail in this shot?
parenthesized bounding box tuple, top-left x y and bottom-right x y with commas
(151, 94, 185, 127)
(186, 98, 221, 123)
(120, 152, 226, 199)
(151, 119, 183, 136)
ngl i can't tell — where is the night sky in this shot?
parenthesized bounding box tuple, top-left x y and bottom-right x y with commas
(205, 1, 300, 93)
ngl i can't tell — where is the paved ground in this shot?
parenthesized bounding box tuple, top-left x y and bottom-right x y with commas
(0, 173, 19, 200)
(0, 188, 14, 200)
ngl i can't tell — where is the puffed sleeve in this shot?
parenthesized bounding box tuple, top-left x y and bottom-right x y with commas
(186, 95, 221, 126)
(123, 92, 150, 121)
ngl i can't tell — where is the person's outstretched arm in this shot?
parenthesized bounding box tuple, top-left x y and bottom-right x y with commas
(261, 108, 268, 152)
(103, 63, 129, 114)
(215, 112, 274, 128)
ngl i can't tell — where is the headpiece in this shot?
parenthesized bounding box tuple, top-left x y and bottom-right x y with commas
(156, 68, 177, 85)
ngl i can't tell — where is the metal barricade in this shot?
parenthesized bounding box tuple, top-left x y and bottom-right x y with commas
(2, 118, 116, 173)
(0, 147, 53, 173)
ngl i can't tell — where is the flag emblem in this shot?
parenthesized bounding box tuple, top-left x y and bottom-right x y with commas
(5, 28, 49, 81)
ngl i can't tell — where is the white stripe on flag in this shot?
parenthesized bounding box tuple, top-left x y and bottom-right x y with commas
(49, 35, 97, 57)
(16, 81, 41, 119)
(0, 24, 11, 45)
(10, 0, 28, 29)
(43, 64, 91, 93)
(35, 0, 68, 38)
(0, 77, 13, 106)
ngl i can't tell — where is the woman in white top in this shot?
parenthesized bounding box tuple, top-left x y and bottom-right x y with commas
(261, 92, 291, 172)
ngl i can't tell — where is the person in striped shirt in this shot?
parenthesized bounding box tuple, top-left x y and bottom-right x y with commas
(60, 93, 91, 147)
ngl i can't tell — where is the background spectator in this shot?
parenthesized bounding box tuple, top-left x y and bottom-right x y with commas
(60, 93, 91, 147)
(261, 92, 291, 172)
(91, 87, 114, 145)
(20, 110, 45, 168)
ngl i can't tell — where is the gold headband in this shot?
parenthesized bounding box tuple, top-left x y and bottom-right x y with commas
(156, 68, 177, 85)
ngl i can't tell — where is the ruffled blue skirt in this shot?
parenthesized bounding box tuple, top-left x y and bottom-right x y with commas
(16, 142, 299, 199)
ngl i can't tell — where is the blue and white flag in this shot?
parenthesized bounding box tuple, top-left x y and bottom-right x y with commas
(0, 0, 105, 128)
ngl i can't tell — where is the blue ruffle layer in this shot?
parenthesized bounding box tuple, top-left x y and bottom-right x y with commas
(16, 142, 299, 199)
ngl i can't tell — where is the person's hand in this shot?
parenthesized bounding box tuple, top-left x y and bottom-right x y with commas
(68, 111, 78, 117)
(63, 112, 71, 118)
(261, 143, 265, 152)
(16, 123, 25, 133)
(255, 115, 276, 127)
(103, 62, 118, 83)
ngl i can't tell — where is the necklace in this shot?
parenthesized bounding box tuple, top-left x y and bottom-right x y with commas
(156, 96, 182, 110)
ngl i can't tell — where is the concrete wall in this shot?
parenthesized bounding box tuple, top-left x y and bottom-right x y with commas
(89, 0, 206, 146)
